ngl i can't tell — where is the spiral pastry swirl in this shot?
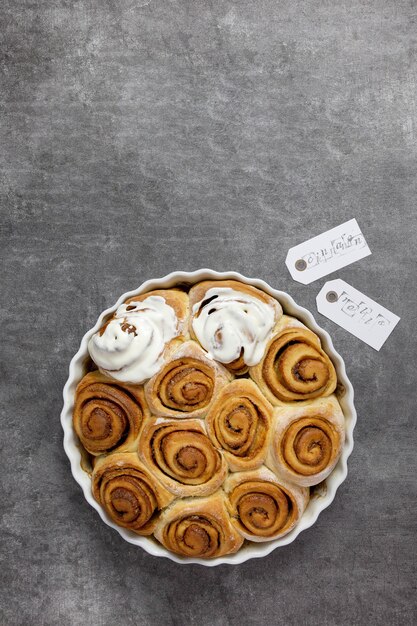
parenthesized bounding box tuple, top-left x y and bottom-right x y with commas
(92, 453, 174, 535)
(139, 419, 227, 496)
(250, 317, 337, 405)
(156, 359, 213, 410)
(283, 418, 335, 475)
(225, 468, 309, 541)
(206, 379, 273, 471)
(154, 493, 243, 558)
(189, 280, 282, 374)
(145, 341, 231, 418)
(267, 396, 345, 486)
(73, 371, 148, 455)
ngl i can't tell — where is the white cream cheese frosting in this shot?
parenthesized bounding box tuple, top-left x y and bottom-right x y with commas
(88, 295, 179, 383)
(192, 287, 277, 366)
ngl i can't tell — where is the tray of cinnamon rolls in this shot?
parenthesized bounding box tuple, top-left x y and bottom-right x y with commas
(61, 270, 356, 565)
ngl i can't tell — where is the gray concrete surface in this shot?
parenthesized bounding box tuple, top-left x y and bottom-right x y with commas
(1, 1, 416, 624)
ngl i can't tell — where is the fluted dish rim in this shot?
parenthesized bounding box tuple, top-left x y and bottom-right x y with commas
(61, 269, 356, 566)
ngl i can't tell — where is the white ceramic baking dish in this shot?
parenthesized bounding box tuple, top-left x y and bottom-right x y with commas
(61, 269, 356, 566)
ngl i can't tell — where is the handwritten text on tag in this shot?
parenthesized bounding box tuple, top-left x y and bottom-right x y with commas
(316, 279, 400, 351)
(286, 219, 371, 284)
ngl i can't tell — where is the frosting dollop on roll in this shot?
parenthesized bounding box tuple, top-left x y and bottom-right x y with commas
(88, 296, 179, 383)
(192, 288, 277, 368)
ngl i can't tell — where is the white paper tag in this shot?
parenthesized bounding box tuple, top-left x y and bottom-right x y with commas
(316, 279, 400, 351)
(286, 219, 371, 284)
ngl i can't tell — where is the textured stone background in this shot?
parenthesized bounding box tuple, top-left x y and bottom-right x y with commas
(1, 1, 416, 624)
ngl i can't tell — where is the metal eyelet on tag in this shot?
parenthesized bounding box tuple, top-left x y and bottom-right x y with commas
(295, 259, 307, 271)
(326, 291, 339, 303)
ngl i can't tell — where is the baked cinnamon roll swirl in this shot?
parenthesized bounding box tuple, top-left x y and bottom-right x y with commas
(144, 341, 231, 418)
(154, 493, 243, 558)
(73, 371, 149, 455)
(139, 419, 227, 497)
(266, 396, 345, 486)
(189, 280, 282, 375)
(224, 467, 309, 541)
(92, 453, 174, 535)
(206, 379, 273, 471)
(250, 316, 337, 405)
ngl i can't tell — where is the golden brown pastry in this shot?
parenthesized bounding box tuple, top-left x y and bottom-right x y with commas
(144, 341, 232, 418)
(266, 395, 345, 487)
(154, 492, 243, 558)
(73, 371, 149, 455)
(205, 379, 273, 471)
(224, 466, 309, 542)
(74, 280, 347, 559)
(250, 315, 337, 405)
(92, 452, 174, 535)
(138, 419, 227, 497)
(189, 280, 282, 375)
(87, 289, 189, 384)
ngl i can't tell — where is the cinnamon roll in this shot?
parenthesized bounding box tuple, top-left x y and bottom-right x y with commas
(189, 280, 282, 374)
(250, 315, 337, 405)
(88, 289, 189, 384)
(224, 467, 309, 542)
(266, 395, 345, 486)
(144, 341, 232, 419)
(73, 371, 149, 455)
(154, 492, 243, 558)
(92, 453, 174, 535)
(139, 419, 227, 497)
(206, 379, 273, 471)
